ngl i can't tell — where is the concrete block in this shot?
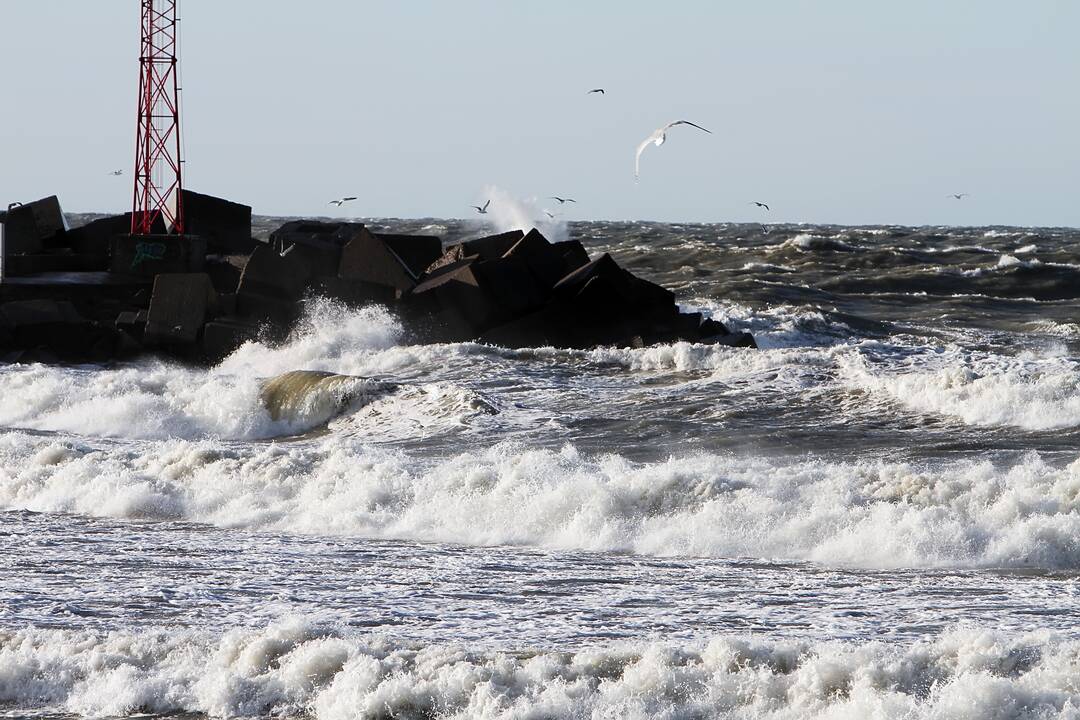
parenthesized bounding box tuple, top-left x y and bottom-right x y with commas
(180, 189, 254, 254)
(503, 229, 567, 290)
(553, 240, 591, 274)
(202, 316, 259, 362)
(338, 226, 418, 292)
(1, 196, 67, 255)
(375, 234, 443, 279)
(422, 230, 524, 276)
(143, 273, 216, 346)
(110, 234, 206, 278)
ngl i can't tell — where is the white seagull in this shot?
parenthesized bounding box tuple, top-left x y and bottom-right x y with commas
(549, 196, 576, 204)
(587, 88, 605, 95)
(471, 199, 490, 214)
(948, 193, 969, 200)
(328, 196, 357, 206)
(635, 120, 712, 180)
(107, 170, 123, 176)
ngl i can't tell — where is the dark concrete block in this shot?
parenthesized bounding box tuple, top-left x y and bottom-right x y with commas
(0, 299, 114, 361)
(180, 189, 254, 254)
(1, 196, 67, 255)
(2, 253, 107, 276)
(269, 220, 364, 257)
(422, 230, 524, 276)
(339, 226, 418, 292)
(110, 234, 206, 278)
(115, 310, 147, 340)
(67, 214, 143, 257)
(235, 242, 334, 321)
(411, 253, 546, 338)
(202, 316, 259, 362)
(698, 317, 731, 338)
(375, 233, 443, 279)
(204, 255, 247, 295)
(553, 240, 591, 274)
(313, 276, 398, 306)
(503, 229, 567, 291)
(143, 273, 217, 347)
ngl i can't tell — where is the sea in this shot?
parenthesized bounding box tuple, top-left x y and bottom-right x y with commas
(3, 216, 1080, 718)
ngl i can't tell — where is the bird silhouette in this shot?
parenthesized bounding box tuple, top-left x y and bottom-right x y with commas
(587, 88, 605, 95)
(749, 201, 770, 211)
(328, 197, 357, 206)
(471, 200, 491, 214)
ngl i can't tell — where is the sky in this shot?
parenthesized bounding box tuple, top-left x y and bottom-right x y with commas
(1, 1, 1077, 227)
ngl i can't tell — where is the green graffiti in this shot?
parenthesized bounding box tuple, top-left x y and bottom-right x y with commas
(132, 241, 167, 268)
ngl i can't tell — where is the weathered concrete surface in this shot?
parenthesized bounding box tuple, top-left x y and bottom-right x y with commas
(111, 234, 207, 277)
(143, 273, 217, 347)
(180, 190, 254, 255)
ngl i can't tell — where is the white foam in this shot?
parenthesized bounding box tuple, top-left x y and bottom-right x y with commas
(5, 429, 1080, 568)
(470, 185, 569, 243)
(2, 622, 1078, 719)
(838, 348, 1080, 431)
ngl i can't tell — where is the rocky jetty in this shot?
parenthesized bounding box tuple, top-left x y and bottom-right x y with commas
(0, 193, 754, 364)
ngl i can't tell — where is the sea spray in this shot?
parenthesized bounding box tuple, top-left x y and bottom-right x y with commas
(472, 185, 570, 243)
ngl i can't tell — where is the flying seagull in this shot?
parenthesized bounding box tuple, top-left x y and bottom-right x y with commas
(948, 193, 969, 200)
(549, 196, 576, 204)
(587, 88, 605, 95)
(544, 210, 559, 219)
(471, 200, 490, 214)
(328, 196, 357, 206)
(749, 201, 770, 211)
(635, 120, 712, 180)
(760, 224, 769, 234)
(107, 170, 123, 176)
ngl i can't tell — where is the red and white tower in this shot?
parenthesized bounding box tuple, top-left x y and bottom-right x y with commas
(131, 0, 183, 235)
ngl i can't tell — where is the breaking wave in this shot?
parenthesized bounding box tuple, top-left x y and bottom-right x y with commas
(4, 433, 1080, 569)
(2, 621, 1079, 719)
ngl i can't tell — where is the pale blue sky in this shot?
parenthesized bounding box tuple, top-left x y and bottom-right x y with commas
(1, 1, 1077, 226)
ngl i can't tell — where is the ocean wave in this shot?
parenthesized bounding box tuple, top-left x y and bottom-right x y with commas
(2, 621, 1078, 719)
(838, 349, 1080, 431)
(5, 433, 1080, 569)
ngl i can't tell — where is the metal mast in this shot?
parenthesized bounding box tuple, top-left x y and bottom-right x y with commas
(131, 0, 183, 234)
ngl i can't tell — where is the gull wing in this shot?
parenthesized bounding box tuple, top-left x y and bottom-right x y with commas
(482, 199, 490, 211)
(666, 120, 712, 134)
(634, 132, 657, 180)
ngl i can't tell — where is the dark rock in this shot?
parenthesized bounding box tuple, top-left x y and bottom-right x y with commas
(202, 316, 259, 362)
(143, 273, 217, 347)
(110, 234, 207, 277)
(1, 196, 67, 255)
(180, 189, 255, 254)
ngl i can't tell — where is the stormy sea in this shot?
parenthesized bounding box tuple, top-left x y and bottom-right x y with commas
(3, 216, 1080, 719)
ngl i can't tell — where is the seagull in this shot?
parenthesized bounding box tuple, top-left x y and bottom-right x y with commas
(471, 200, 490, 214)
(544, 210, 559, 219)
(549, 196, 576, 204)
(635, 120, 712, 180)
(749, 201, 770, 211)
(760, 224, 769, 234)
(328, 197, 357, 206)
(108, 170, 123, 176)
(587, 88, 605, 95)
(948, 193, 969, 200)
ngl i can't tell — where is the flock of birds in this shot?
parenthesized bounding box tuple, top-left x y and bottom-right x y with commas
(104, 88, 971, 224)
